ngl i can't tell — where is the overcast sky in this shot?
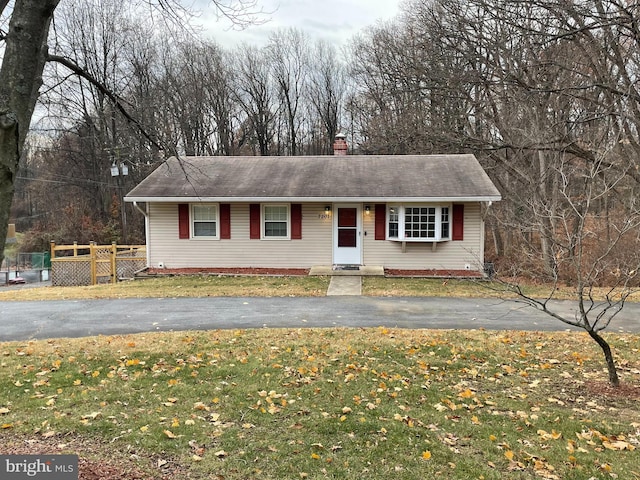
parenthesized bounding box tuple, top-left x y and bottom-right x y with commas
(196, 0, 403, 47)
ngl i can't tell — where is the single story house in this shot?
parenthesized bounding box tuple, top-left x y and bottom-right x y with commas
(124, 139, 501, 274)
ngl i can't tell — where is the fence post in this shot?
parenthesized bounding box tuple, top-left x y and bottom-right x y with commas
(111, 242, 117, 284)
(50, 241, 56, 261)
(90, 242, 97, 285)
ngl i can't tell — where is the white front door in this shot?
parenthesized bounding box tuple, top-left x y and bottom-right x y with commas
(333, 204, 362, 265)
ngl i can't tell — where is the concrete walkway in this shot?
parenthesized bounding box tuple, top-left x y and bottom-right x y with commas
(312, 265, 383, 296)
(326, 276, 362, 295)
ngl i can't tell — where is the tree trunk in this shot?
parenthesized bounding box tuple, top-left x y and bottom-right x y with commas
(0, 0, 59, 265)
(587, 329, 620, 387)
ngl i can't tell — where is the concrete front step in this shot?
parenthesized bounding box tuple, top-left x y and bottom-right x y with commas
(309, 265, 384, 276)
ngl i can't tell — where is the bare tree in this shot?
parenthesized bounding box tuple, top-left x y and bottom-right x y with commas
(0, 0, 60, 266)
(0, 0, 263, 264)
(492, 148, 640, 386)
(267, 28, 310, 155)
(306, 40, 346, 154)
(231, 44, 277, 156)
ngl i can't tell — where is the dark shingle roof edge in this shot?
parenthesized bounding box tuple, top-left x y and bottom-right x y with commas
(125, 154, 502, 202)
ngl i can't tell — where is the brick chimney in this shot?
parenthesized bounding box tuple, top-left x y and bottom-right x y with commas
(333, 133, 348, 156)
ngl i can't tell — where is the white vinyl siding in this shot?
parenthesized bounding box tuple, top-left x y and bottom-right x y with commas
(145, 202, 486, 272)
(147, 203, 332, 268)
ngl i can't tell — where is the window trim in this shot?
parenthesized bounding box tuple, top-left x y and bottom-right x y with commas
(261, 203, 291, 240)
(191, 203, 219, 239)
(387, 204, 452, 242)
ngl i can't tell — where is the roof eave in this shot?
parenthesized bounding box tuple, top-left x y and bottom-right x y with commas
(124, 195, 502, 203)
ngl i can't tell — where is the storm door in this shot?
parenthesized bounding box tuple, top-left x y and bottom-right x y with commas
(332, 205, 362, 265)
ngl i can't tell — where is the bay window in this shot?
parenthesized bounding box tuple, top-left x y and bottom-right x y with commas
(387, 205, 451, 241)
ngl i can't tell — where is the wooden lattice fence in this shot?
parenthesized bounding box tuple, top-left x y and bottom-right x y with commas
(50, 242, 146, 286)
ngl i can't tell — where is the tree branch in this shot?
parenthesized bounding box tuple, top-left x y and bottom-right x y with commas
(46, 53, 162, 151)
(0, 0, 10, 18)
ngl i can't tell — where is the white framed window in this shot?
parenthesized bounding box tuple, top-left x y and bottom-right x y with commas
(263, 204, 290, 239)
(387, 204, 451, 241)
(388, 206, 400, 239)
(192, 204, 218, 238)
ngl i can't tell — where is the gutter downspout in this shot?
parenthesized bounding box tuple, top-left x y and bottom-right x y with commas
(133, 201, 151, 268)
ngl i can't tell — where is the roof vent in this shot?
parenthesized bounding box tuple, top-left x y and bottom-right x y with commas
(333, 133, 348, 156)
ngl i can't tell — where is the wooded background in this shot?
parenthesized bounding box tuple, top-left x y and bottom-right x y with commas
(7, 0, 640, 284)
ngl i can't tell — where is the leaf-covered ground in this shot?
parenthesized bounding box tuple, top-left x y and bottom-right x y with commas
(1, 328, 639, 479)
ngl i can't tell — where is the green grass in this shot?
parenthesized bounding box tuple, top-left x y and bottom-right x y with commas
(1, 329, 639, 479)
(1, 274, 633, 302)
(0, 275, 331, 301)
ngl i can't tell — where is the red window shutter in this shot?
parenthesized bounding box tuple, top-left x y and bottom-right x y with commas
(291, 204, 302, 239)
(220, 204, 231, 239)
(375, 204, 386, 240)
(250, 203, 261, 239)
(452, 204, 464, 241)
(178, 204, 190, 239)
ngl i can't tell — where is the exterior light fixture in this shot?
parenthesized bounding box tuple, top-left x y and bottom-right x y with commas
(365, 205, 371, 214)
(325, 205, 332, 213)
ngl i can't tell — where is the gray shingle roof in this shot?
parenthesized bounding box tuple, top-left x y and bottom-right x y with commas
(125, 155, 501, 202)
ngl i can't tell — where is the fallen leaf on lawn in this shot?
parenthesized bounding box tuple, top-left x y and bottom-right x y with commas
(422, 450, 432, 460)
(458, 389, 475, 399)
(163, 430, 178, 439)
(505, 450, 514, 461)
(81, 412, 102, 420)
(537, 429, 562, 441)
(214, 450, 227, 458)
(193, 402, 209, 411)
(603, 440, 636, 451)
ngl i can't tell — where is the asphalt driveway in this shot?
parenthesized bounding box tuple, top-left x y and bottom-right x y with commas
(1, 296, 639, 341)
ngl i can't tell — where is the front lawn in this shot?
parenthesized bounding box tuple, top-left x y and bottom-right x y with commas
(1, 328, 638, 479)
